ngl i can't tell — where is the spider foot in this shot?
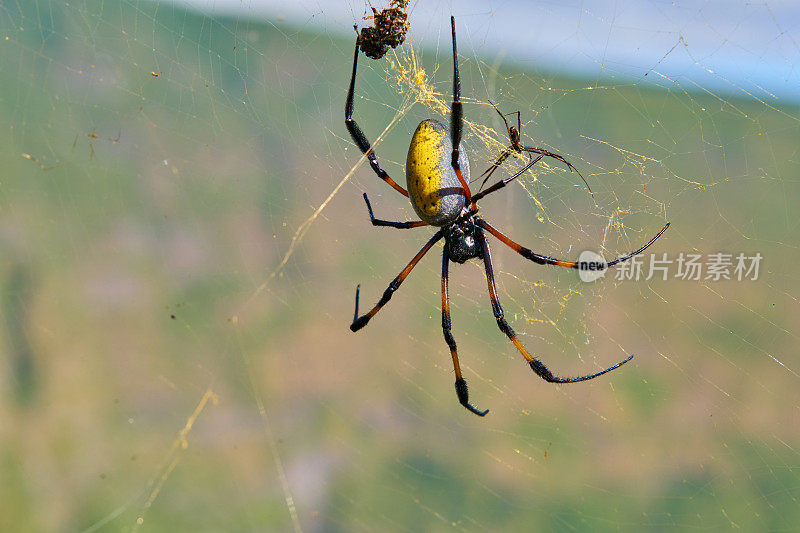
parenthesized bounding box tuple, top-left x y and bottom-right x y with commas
(362, 192, 375, 221)
(529, 354, 634, 383)
(350, 317, 369, 332)
(349, 284, 369, 332)
(455, 378, 489, 416)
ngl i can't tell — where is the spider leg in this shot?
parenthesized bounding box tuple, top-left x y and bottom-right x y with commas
(487, 100, 523, 141)
(604, 223, 671, 266)
(345, 37, 409, 197)
(476, 219, 670, 269)
(476, 148, 512, 191)
(441, 247, 489, 416)
(487, 100, 512, 132)
(448, 16, 472, 204)
(362, 193, 427, 229)
(520, 145, 593, 195)
(471, 155, 544, 204)
(475, 227, 634, 382)
(350, 230, 444, 332)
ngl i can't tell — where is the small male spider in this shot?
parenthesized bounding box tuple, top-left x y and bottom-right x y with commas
(477, 100, 593, 195)
(345, 16, 670, 416)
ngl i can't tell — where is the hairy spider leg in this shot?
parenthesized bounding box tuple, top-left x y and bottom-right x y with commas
(345, 37, 409, 197)
(448, 16, 472, 205)
(475, 226, 634, 381)
(441, 246, 489, 416)
(351, 230, 444, 332)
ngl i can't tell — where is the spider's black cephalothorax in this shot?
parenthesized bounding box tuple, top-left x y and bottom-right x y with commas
(345, 16, 671, 416)
(445, 212, 481, 264)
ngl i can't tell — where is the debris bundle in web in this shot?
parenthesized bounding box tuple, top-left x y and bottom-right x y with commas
(358, 1, 410, 60)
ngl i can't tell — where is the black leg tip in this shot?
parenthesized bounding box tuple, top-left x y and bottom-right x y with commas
(362, 193, 375, 220)
(454, 378, 489, 417)
(530, 354, 635, 383)
(350, 314, 369, 332)
(350, 284, 365, 331)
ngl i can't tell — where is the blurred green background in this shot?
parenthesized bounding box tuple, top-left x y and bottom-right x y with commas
(1, 0, 798, 531)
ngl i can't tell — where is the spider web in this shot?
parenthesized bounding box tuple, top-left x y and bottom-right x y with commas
(1, 0, 798, 531)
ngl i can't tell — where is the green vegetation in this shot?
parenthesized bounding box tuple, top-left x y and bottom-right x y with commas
(1, 0, 798, 530)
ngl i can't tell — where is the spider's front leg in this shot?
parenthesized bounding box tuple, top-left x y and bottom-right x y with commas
(345, 36, 409, 198)
(448, 16, 472, 204)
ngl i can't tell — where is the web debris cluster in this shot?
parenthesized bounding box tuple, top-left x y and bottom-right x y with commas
(358, 1, 410, 60)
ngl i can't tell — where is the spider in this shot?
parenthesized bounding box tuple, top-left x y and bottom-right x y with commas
(477, 100, 593, 196)
(345, 16, 670, 416)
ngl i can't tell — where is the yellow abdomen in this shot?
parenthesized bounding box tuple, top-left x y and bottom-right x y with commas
(406, 119, 469, 226)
